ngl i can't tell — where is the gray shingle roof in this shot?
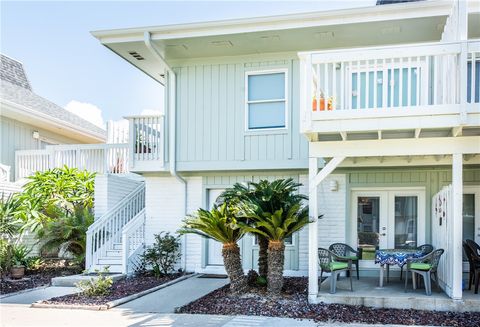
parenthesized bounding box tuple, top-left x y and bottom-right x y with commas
(0, 54, 106, 137)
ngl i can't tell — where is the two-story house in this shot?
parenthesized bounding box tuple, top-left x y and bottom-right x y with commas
(83, 0, 479, 305)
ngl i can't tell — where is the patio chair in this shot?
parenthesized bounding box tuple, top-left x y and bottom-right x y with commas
(404, 249, 444, 296)
(464, 240, 480, 294)
(466, 239, 480, 256)
(318, 247, 353, 294)
(400, 244, 434, 280)
(329, 243, 360, 280)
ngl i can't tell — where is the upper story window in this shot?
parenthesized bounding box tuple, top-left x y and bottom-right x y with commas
(246, 70, 287, 130)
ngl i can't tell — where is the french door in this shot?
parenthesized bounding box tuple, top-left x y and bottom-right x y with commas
(351, 188, 425, 266)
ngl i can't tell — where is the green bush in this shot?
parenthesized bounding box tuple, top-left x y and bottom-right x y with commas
(0, 239, 13, 277)
(76, 267, 113, 297)
(11, 244, 31, 267)
(141, 232, 181, 277)
(25, 256, 44, 271)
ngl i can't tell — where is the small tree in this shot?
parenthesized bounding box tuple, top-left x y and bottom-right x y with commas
(141, 232, 181, 277)
(179, 203, 247, 294)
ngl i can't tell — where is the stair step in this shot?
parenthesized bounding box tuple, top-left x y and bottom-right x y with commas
(112, 243, 123, 250)
(89, 264, 123, 274)
(98, 258, 122, 265)
(106, 249, 122, 257)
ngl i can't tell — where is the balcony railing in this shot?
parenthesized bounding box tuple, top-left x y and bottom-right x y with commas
(15, 143, 129, 180)
(299, 40, 480, 134)
(126, 115, 166, 172)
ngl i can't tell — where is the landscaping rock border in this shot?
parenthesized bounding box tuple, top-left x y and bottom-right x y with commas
(31, 273, 197, 311)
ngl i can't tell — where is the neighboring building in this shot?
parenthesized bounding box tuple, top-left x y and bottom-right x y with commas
(40, 0, 480, 305)
(0, 54, 106, 183)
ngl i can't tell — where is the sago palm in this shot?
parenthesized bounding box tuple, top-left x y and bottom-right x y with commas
(242, 204, 310, 295)
(220, 179, 307, 279)
(179, 203, 247, 294)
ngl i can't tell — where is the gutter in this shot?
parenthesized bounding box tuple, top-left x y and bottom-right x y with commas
(143, 31, 188, 271)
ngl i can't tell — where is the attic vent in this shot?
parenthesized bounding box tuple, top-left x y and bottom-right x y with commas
(128, 51, 145, 60)
(209, 40, 233, 47)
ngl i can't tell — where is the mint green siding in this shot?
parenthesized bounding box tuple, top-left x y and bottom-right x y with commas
(174, 57, 308, 172)
(343, 167, 480, 244)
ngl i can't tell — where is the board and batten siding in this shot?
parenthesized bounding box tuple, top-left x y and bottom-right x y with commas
(0, 116, 81, 182)
(93, 174, 144, 219)
(173, 58, 308, 172)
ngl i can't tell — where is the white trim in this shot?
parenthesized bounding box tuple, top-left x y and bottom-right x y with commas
(244, 68, 289, 132)
(350, 187, 426, 269)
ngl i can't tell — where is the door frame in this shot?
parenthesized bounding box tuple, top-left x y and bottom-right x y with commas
(462, 185, 480, 273)
(350, 187, 426, 268)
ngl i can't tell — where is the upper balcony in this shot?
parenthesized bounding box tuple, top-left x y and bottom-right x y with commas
(299, 40, 480, 141)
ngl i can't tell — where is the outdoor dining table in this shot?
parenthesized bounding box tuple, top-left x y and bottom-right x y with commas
(375, 249, 424, 287)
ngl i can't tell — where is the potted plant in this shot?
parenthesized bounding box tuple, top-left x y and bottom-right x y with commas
(10, 244, 30, 279)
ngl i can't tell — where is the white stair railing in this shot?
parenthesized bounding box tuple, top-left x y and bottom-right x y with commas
(122, 208, 146, 274)
(85, 183, 145, 271)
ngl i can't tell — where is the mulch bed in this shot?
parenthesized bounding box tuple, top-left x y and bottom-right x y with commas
(0, 260, 82, 295)
(178, 277, 480, 327)
(41, 272, 184, 306)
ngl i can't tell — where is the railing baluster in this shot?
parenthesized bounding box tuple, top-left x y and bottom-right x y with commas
(332, 62, 337, 110)
(366, 59, 370, 109)
(399, 57, 404, 107)
(356, 60, 360, 109)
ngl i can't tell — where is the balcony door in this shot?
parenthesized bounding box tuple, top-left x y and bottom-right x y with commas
(351, 188, 425, 267)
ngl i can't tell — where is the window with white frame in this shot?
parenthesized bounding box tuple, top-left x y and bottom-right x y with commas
(246, 70, 287, 130)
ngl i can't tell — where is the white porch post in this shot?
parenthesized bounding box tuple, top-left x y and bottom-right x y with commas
(308, 157, 319, 302)
(451, 153, 463, 300)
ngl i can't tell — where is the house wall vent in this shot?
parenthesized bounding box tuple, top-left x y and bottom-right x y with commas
(128, 51, 145, 60)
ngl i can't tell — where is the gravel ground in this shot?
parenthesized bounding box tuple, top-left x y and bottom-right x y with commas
(178, 277, 480, 327)
(41, 272, 184, 306)
(0, 261, 82, 295)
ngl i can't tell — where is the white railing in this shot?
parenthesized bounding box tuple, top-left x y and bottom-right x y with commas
(127, 115, 165, 168)
(432, 185, 453, 297)
(15, 143, 129, 180)
(85, 183, 145, 271)
(303, 42, 463, 113)
(122, 208, 146, 274)
(468, 42, 480, 105)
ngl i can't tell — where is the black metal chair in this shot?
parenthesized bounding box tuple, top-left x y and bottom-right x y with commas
(404, 249, 444, 295)
(329, 243, 360, 280)
(318, 247, 353, 294)
(465, 240, 480, 294)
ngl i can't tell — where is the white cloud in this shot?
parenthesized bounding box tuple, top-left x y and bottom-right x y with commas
(65, 100, 105, 129)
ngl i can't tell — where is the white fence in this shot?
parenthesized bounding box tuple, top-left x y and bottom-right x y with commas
(15, 143, 129, 180)
(431, 185, 453, 297)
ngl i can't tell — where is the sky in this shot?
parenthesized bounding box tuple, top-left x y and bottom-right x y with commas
(1, 0, 374, 128)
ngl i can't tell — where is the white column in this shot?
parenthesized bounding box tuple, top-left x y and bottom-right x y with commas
(451, 153, 463, 300)
(308, 157, 319, 302)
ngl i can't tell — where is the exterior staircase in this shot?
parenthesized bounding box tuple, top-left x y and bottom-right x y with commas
(85, 179, 146, 274)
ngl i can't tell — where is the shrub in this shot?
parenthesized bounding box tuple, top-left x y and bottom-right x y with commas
(141, 232, 181, 277)
(76, 267, 113, 297)
(0, 239, 13, 277)
(25, 256, 44, 271)
(11, 244, 31, 267)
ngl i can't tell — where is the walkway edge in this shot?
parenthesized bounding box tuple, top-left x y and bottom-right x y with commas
(106, 273, 198, 309)
(30, 273, 198, 311)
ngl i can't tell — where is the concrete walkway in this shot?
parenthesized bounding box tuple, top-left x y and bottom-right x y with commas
(0, 286, 77, 305)
(116, 275, 229, 313)
(1, 305, 424, 327)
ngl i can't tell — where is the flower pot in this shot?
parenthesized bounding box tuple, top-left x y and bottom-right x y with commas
(312, 97, 326, 111)
(10, 266, 25, 279)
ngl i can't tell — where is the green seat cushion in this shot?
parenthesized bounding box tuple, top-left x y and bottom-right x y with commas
(339, 256, 358, 261)
(410, 263, 431, 271)
(330, 262, 349, 271)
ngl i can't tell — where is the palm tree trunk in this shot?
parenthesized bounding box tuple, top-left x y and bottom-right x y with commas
(222, 242, 247, 294)
(258, 236, 268, 278)
(267, 240, 285, 295)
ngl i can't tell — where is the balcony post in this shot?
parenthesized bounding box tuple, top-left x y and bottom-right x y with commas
(308, 157, 319, 303)
(451, 153, 463, 300)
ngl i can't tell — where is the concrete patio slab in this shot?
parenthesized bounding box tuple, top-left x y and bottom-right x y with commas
(0, 286, 78, 305)
(115, 274, 229, 313)
(315, 276, 480, 312)
(51, 273, 124, 287)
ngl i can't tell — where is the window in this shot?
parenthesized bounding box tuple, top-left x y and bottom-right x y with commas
(246, 71, 287, 130)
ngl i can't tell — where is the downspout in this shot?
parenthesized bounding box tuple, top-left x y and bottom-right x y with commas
(144, 32, 188, 271)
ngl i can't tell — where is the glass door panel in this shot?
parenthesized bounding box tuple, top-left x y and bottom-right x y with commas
(394, 196, 418, 249)
(357, 197, 380, 260)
